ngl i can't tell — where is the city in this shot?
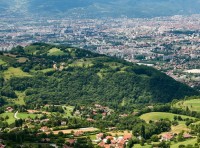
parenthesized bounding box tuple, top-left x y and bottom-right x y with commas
(1, 15, 200, 89)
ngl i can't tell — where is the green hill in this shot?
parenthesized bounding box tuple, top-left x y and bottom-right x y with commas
(0, 44, 198, 107)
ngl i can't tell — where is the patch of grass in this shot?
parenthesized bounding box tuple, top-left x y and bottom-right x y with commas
(140, 112, 195, 122)
(17, 113, 38, 119)
(0, 59, 6, 65)
(40, 68, 55, 73)
(0, 112, 15, 124)
(3, 67, 31, 80)
(171, 121, 190, 134)
(62, 106, 75, 117)
(48, 48, 65, 56)
(170, 138, 197, 148)
(69, 59, 93, 68)
(134, 144, 152, 148)
(175, 99, 200, 112)
(14, 91, 26, 105)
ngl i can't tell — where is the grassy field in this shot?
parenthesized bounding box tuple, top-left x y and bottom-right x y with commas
(14, 91, 26, 105)
(40, 68, 55, 73)
(175, 99, 200, 112)
(48, 48, 65, 56)
(0, 112, 15, 124)
(3, 67, 31, 80)
(48, 127, 99, 135)
(140, 112, 195, 122)
(17, 113, 38, 119)
(170, 138, 197, 148)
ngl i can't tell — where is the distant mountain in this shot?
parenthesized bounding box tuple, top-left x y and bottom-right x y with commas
(1, 0, 200, 18)
(0, 43, 198, 106)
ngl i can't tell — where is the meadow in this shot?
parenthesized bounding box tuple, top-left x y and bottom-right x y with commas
(175, 99, 200, 112)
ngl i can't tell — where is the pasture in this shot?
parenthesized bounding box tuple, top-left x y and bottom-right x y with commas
(175, 99, 200, 112)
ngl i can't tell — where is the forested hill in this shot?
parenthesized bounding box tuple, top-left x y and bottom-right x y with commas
(0, 43, 198, 107)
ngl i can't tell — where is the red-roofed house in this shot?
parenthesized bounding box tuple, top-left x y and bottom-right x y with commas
(183, 133, 192, 139)
(161, 133, 174, 141)
(96, 133, 104, 140)
(123, 134, 132, 141)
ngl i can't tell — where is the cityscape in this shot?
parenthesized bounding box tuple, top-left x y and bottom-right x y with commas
(1, 14, 200, 89)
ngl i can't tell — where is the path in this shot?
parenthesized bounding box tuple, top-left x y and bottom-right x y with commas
(14, 111, 20, 120)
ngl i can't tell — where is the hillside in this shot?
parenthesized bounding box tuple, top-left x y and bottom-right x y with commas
(0, 43, 198, 107)
(1, 0, 200, 18)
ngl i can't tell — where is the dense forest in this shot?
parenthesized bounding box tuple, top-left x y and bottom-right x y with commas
(0, 43, 198, 107)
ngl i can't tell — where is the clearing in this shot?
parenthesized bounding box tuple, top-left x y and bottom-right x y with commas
(3, 67, 31, 80)
(48, 48, 65, 56)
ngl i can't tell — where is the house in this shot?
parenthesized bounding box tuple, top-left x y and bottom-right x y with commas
(67, 139, 76, 146)
(117, 139, 126, 148)
(6, 107, 13, 112)
(40, 126, 50, 132)
(183, 133, 192, 139)
(61, 121, 67, 125)
(96, 133, 104, 140)
(0, 144, 6, 148)
(161, 133, 174, 141)
(74, 131, 84, 136)
(123, 133, 132, 141)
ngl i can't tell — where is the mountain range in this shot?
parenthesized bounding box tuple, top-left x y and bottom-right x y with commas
(1, 0, 200, 18)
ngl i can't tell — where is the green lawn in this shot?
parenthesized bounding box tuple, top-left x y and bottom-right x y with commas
(48, 48, 65, 56)
(175, 99, 200, 112)
(3, 67, 31, 80)
(170, 138, 197, 148)
(0, 112, 15, 124)
(140, 112, 195, 122)
(17, 113, 38, 119)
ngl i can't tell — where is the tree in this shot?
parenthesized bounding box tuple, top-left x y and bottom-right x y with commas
(141, 125, 146, 139)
